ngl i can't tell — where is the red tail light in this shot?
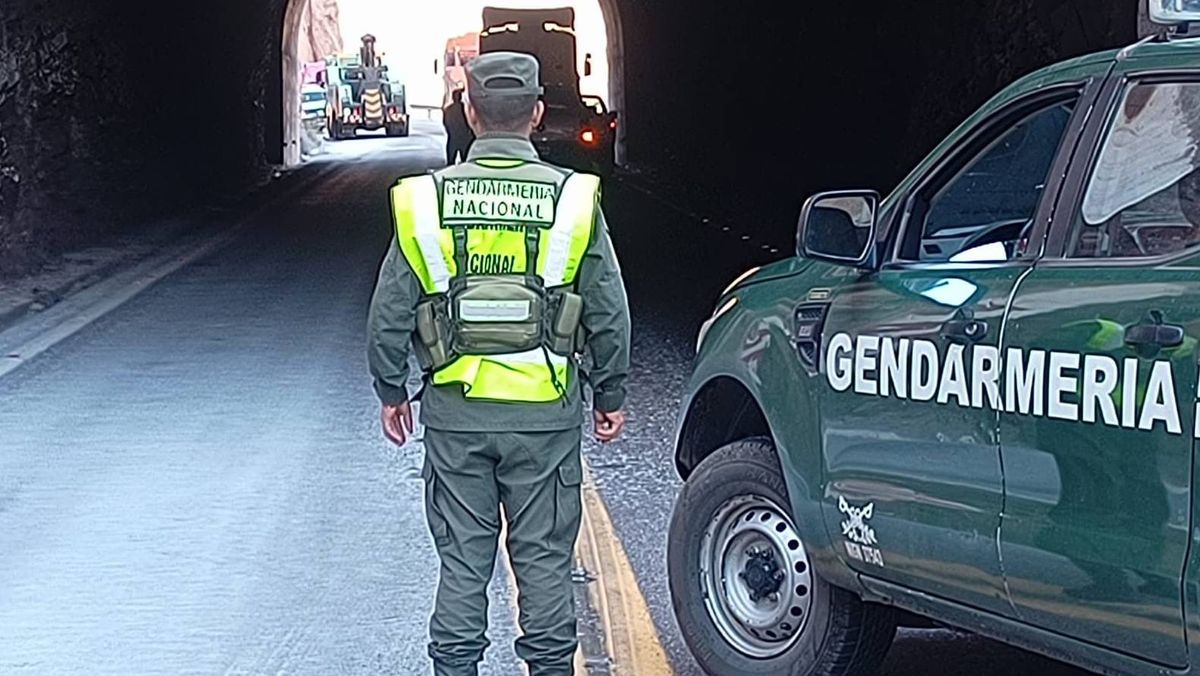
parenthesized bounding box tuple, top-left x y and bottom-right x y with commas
(609, 118, 618, 130)
(580, 129, 598, 145)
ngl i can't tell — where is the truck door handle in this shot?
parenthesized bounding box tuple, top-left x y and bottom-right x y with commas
(1125, 322, 1185, 349)
(941, 319, 988, 344)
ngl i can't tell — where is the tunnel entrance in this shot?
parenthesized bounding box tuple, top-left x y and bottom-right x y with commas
(277, 0, 625, 168)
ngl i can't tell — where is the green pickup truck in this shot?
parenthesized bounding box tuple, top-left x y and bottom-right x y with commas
(668, 7, 1200, 676)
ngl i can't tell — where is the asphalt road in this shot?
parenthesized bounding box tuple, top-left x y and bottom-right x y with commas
(0, 123, 1088, 675)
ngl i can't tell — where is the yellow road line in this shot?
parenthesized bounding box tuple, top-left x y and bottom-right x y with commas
(498, 459, 673, 675)
(575, 460, 674, 675)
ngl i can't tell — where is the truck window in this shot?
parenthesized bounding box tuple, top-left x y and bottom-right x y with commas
(1071, 82, 1200, 259)
(898, 99, 1076, 263)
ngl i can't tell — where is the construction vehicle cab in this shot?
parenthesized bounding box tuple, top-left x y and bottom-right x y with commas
(325, 34, 409, 140)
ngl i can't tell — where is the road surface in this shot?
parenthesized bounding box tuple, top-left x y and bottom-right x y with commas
(0, 122, 1088, 675)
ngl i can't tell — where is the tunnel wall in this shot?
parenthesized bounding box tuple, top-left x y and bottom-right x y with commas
(618, 0, 1138, 239)
(0, 0, 286, 276)
(0, 0, 1142, 276)
(0, 0, 147, 274)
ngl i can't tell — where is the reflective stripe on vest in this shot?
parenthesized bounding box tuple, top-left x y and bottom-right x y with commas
(391, 177, 454, 295)
(539, 175, 597, 287)
(433, 349, 570, 403)
(391, 168, 600, 403)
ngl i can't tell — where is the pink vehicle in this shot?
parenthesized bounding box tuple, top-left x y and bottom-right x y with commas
(301, 60, 327, 86)
(441, 32, 479, 108)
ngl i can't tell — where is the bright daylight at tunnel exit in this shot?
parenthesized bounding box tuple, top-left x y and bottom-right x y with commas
(2, 1, 1200, 675)
(279, 0, 619, 171)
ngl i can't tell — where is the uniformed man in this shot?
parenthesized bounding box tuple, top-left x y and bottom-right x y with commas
(367, 52, 631, 676)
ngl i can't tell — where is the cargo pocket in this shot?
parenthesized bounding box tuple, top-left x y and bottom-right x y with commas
(552, 453, 584, 542)
(422, 460, 451, 548)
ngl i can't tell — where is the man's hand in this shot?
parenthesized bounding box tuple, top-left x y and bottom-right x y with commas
(593, 409, 626, 443)
(381, 402, 414, 446)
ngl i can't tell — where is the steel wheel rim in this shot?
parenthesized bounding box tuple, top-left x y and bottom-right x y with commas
(699, 494, 814, 659)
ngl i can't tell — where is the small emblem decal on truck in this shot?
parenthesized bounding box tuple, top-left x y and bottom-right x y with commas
(839, 497, 885, 567)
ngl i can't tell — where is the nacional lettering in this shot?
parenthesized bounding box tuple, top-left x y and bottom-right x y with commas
(468, 253, 517, 275)
(444, 178, 556, 225)
(824, 332, 1188, 436)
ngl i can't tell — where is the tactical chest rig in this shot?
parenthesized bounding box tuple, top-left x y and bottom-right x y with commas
(392, 161, 598, 403)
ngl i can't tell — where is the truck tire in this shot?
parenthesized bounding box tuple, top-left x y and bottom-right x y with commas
(668, 438, 896, 676)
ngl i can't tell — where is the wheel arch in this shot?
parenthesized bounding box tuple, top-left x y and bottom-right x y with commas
(675, 375, 772, 479)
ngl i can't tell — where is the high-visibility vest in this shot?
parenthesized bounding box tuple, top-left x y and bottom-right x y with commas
(391, 159, 600, 403)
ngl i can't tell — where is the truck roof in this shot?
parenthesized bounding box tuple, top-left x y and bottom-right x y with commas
(483, 6, 575, 28)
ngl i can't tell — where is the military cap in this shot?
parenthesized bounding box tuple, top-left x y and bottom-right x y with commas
(466, 51, 544, 99)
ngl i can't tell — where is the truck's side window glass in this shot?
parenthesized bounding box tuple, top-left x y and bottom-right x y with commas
(1071, 82, 1200, 260)
(898, 99, 1076, 263)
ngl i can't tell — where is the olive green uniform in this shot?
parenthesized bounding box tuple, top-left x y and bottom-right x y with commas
(367, 135, 631, 675)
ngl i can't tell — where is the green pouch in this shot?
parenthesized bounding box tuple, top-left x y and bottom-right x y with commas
(452, 275, 545, 355)
(415, 297, 452, 370)
(547, 291, 584, 356)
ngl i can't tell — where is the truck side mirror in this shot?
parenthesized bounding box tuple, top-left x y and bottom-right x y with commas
(797, 190, 880, 269)
(584, 53, 593, 77)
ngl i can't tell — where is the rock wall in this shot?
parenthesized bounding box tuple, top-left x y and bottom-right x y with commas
(0, 0, 150, 275)
(894, 0, 1136, 172)
(0, 0, 294, 277)
(297, 0, 344, 65)
(622, 0, 1138, 237)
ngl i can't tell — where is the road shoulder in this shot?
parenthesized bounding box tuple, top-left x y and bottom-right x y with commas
(575, 460, 674, 675)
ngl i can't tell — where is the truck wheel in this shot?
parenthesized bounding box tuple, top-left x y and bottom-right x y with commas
(668, 438, 896, 676)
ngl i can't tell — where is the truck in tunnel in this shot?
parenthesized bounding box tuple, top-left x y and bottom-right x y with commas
(480, 6, 616, 175)
(324, 34, 409, 139)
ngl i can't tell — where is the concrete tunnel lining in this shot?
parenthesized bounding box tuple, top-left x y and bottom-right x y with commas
(277, 0, 629, 168)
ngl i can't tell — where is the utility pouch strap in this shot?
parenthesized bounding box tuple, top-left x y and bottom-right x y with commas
(415, 297, 453, 371)
(524, 226, 541, 287)
(451, 227, 469, 291)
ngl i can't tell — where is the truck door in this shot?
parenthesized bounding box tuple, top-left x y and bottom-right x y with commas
(819, 85, 1090, 617)
(998, 76, 1200, 668)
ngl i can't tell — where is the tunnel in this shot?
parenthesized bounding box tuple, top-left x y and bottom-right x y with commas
(0, 0, 1139, 275)
(0, 1, 1181, 672)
